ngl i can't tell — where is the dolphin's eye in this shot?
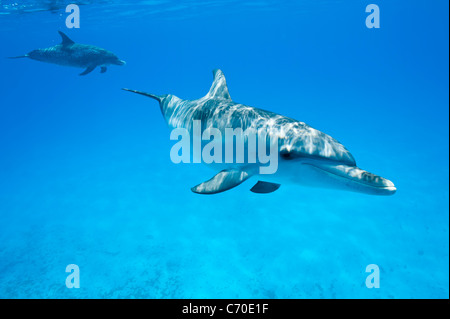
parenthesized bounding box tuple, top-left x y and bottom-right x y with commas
(280, 150, 293, 160)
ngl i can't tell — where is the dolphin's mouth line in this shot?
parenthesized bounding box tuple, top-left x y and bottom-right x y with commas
(303, 163, 396, 191)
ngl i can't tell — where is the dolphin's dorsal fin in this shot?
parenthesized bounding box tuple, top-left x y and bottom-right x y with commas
(58, 31, 75, 46)
(206, 69, 231, 100)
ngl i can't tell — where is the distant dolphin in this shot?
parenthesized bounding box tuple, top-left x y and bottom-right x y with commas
(9, 31, 125, 75)
(123, 70, 396, 195)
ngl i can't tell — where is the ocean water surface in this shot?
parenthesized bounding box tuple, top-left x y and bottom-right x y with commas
(0, 0, 448, 298)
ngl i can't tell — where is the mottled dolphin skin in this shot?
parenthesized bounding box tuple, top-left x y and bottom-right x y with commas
(9, 31, 125, 75)
(123, 69, 396, 195)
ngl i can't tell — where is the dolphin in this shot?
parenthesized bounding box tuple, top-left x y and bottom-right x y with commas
(8, 31, 125, 75)
(123, 69, 396, 196)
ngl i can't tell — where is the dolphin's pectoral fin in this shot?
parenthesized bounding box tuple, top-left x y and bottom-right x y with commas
(206, 69, 232, 100)
(100, 66, 107, 73)
(58, 31, 75, 46)
(79, 66, 96, 76)
(250, 181, 281, 194)
(191, 169, 250, 194)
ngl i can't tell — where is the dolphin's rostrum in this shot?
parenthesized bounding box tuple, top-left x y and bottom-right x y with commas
(9, 31, 125, 75)
(123, 70, 396, 196)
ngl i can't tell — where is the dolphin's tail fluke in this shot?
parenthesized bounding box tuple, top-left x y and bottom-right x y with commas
(8, 55, 28, 59)
(122, 88, 163, 102)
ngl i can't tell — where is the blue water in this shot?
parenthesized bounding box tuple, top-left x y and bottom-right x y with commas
(0, 0, 448, 299)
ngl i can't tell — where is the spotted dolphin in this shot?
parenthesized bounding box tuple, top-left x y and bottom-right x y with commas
(9, 31, 125, 75)
(123, 69, 396, 195)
